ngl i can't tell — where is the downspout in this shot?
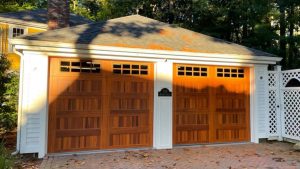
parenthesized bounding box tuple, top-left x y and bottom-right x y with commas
(11, 48, 24, 156)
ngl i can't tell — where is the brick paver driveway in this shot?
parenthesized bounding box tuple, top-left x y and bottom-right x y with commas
(41, 141, 300, 169)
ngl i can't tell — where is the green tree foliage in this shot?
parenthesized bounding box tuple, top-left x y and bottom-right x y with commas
(0, 141, 14, 169)
(1, 0, 300, 69)
(0, 0, 46, 13)
(0, 55, 18, 132)
(2, 0, 298, 69)
(68, 0, 300, 69)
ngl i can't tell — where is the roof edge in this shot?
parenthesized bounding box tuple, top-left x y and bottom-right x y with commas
(0, 17, 48, 29)
(10, 38, 282, 63)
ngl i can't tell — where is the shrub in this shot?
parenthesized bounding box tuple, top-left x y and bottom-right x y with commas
(0, 55, 19, 133)
(0, 142, 14, 169)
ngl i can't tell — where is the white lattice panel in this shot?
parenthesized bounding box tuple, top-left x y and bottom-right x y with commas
(268, 72, 279, 136)
(268, 68, 300, 142)
(282, 89, 300, 140)
(268, 90, 278, 135)
(281, 70, 300, 87)
(268, 72, 277, 88)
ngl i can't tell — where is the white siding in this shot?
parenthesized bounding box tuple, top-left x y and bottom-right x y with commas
(19, 52, 48, 158)
(254, 65, 269, 140)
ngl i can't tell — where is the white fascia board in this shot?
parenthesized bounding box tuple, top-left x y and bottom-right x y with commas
(21, 49, 276, 65)
(11, 39, 282, 64)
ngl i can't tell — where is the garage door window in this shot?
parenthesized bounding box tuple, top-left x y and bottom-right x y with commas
(177, 65, 207, 77)
(113, 64, 148, 75)
(60, 61, 101, 73)
(217, 68, 244, 78)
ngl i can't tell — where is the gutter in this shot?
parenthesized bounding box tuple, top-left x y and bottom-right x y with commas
(11, 48, 24, 156)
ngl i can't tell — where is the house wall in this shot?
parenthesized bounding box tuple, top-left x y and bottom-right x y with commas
(0, 22, 46, 70)
(17, 51, 271, 158)
(0, 23, 9, 54)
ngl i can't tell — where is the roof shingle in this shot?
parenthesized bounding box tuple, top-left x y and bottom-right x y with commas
(17, 15, 276, 57)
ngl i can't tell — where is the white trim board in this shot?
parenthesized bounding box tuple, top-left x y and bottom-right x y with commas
(10, 39, 282, 64)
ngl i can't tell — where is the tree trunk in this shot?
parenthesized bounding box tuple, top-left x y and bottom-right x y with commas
(279, 2, 287, 68)
(288, 4, 295, 68)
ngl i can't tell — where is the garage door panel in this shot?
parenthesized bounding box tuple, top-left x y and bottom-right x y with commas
(110, 132, 150, 147)
(56, 78, 104, 96)
(109, 114, 149, 128)
(49, 58, 153, 152)
(56, 97, 103, 112)
(55, 116, 101, 130)
(107, 62, 153, 149)
(110, 97, 149, 110)
(54, 135, 101, 152)
(176, 130, 209, 144)
(216, 129, 247, 142)
(176, 96, 209, 110)
(217, 113, 246, 126)
(173, 64, 250, 145)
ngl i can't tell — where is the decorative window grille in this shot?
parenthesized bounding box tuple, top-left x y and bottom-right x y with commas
(177, 66, 207, 77)
(60, 60, 101, 73)
(113, 64, 148, 75)
(216, 68, 244, 78)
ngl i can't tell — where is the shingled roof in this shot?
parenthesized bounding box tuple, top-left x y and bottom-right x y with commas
(16, 15, 275, 57)
(0, 9, 92, 28)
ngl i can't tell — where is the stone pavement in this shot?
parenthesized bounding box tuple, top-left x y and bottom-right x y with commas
(40, 141, 300, 169)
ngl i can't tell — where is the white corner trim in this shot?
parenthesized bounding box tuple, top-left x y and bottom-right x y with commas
(14, 48, 24, 152)
(250, 66, 258, 143)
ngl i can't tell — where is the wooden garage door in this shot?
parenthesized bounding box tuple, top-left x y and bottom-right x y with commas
(48, 58, 153, 153)
(173, 64, 250, 145)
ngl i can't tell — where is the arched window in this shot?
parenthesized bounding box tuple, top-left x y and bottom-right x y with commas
(285, 78, 300, 87)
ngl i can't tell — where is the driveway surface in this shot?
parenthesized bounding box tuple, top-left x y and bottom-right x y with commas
(40, 141, 300, 169)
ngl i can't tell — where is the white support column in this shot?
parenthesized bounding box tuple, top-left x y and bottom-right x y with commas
(153, 61, 173, 149)
(252, 64, 269, 143)
(274, 65, 283, 141)
(19, 51, 49, 158)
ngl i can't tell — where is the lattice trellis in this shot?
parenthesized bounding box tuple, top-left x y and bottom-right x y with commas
(268, 69, 300, 141)
(268, 72, 277, 88)
(268, 90, 278, 135)
(268, 72, 279, 136)
(281, 70, 300, 87)
(282, 90, 300, 140)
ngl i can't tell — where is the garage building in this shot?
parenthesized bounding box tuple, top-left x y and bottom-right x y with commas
(10, 15, 281, 158)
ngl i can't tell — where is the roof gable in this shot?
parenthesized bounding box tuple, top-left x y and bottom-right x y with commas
(15, 15, 275, 57)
